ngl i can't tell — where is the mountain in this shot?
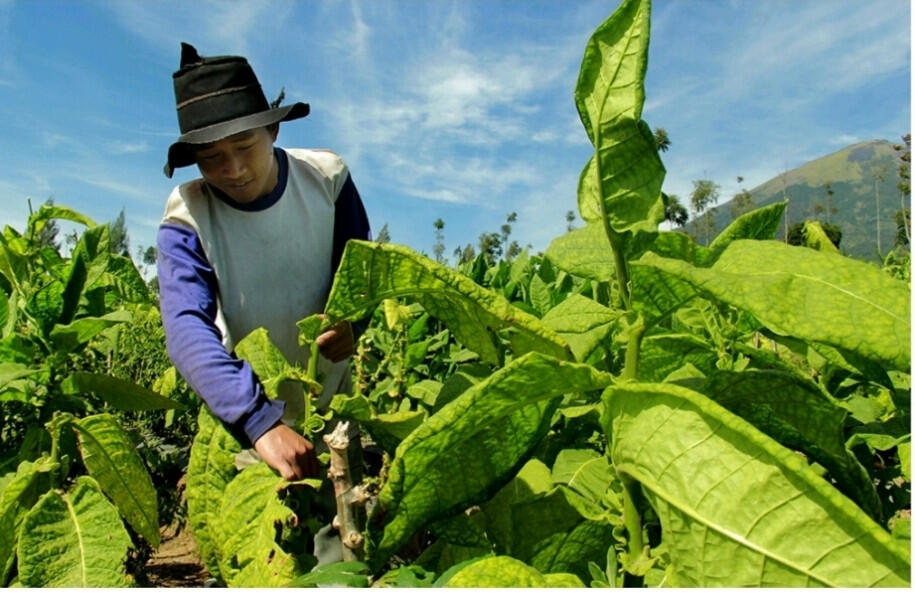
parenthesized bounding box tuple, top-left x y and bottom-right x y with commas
(689, 139, 909, 262)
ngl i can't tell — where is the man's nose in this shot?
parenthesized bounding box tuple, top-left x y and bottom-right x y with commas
(224, 152, 245, 177)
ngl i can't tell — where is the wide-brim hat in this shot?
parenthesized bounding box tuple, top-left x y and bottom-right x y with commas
(164, 43, 309, 178)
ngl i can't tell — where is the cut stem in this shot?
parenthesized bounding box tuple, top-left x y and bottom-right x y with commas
(323, 421, 366, 562)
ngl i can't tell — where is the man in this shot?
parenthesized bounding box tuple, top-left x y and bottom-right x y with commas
(157, 43, 370, 480)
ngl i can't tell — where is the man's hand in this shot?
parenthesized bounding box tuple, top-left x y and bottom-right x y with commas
(253, 423, 318, 480)
(315, 319, 354, 362)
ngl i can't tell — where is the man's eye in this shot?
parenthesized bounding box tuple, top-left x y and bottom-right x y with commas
(198, 154, 219, 161)
(238, 144, 255, 151)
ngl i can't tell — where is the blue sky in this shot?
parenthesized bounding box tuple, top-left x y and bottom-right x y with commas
(0, 0, 909, 266)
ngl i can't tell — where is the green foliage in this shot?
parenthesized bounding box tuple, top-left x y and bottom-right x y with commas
(0, 206, 179, 586)
(17, 476, 133, 587)
(604, 382, 909, 587)
(364, 353, 613, 571)
(441, 556, 586, 587)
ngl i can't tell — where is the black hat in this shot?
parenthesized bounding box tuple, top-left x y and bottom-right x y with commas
(163, 43, 309, 178)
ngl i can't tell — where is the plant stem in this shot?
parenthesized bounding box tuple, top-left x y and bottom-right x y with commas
(621, 476, 644, 566)
(621, 315, 645, 381)
(607, 232, 632, 311)
(323, 421, 366, 562)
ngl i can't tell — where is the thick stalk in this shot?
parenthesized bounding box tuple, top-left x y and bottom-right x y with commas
(621, 315, 645, 381)
(323, 421, 366, 562)
(621, 476, 644, 573)
(607, 232, 632, 311)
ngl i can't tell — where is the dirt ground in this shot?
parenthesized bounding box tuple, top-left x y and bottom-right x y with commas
(143, 524, 210, 588)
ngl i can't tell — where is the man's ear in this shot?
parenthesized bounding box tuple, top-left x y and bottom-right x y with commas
(269, 123, 280, 142)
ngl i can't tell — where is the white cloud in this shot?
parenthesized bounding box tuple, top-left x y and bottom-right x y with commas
(829, 134, 860, 147)
(106, 1, 294, 58)
(107, 140, 151, 154)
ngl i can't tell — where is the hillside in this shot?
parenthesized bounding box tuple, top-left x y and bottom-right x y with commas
(690, 140, 909, 262)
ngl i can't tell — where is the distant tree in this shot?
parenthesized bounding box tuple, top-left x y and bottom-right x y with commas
(109, 208, 130, 257)
(454, 244, 476, 265)
(871, 165, 889, 254)
(663, 193, 689, 227)
(135, 244, 158, 279)
(728, 177, 754, 221)
(689, 179, 720, 245)
(894, 133, 910, 196)
(375, 223, 391, 244)
(64, 230, 79, 251)
(32, 197, 61, 250)
(895, 209, 910, 248)
(565, 210, 577, 232)
(478, 232, 502, 265)
(893, 134, 910, 246)
(432, 218, 446, 263)
(778, 168, 790, 243)
(504, 241, 522, 261)
(500, 212, 517, 248)
(654, 127, 671, 153)
(142, 245, 157, 266)
(788, 220, 842, 248)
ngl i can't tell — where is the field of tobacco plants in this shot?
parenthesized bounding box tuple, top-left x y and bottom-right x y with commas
(1, 0, 910, 587)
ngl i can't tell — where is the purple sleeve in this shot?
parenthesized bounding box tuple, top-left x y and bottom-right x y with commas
(157, 223, 284, 445)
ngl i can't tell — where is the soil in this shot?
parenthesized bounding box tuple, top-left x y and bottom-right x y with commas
(143, 523, 211, 588)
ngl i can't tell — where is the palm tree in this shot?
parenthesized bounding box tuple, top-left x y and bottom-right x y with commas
(654, 127, 671, 153)
(663, 193, 689, 227)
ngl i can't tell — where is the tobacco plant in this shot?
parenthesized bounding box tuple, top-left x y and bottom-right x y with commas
(184, 0, 909, 587)
(0, 207, 183, 587)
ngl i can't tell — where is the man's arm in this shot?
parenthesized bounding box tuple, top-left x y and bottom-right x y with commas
(157, 223, 316, 479)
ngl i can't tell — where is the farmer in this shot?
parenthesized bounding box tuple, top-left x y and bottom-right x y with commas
(157, 43, 370, 481)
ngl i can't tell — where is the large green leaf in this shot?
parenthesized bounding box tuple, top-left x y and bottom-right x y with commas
(603, 382, 910, 587)
(0, 235, 27, 293)
(61, 372, 184, 411)
(0, 361, 39, 391)
(0, 290, 7, 334)
(234, 327, 319, 399)
(469, 456, 615, 582)
(441, 555, 585, 587)
(479, 459, 554, 554)
(186, 406, 242, 580)
(700, 369, 881, 521)
(541, 294, 620, 361)
(629, 264, 699, 327)
(0, 459, 55, 586)
(365, 353, 613, 571)
(704, 201, 787, 263)
(49, 311, 131, 352)
(506, 488, 613, 581)
(544, 223, 616, 281)
(17, 476, 132, 587)
(636, 240, 910, 371)
(59, 247, 89, 327)
(26, 204, 96, 241)
(638, 333, 718, 382)
(93, 254, 150, 304)
(551, 448, 615, 508)
(217, 463, 316, 587)
(575, 0, 665, 235)
(325, 241, 570, 365)
(71, 414, 159, 547)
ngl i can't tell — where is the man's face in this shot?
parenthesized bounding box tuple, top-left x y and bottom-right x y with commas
(192, 126, 278, 203)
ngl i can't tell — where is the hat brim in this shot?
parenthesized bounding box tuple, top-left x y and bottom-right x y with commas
(163, 102, 309, 177)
